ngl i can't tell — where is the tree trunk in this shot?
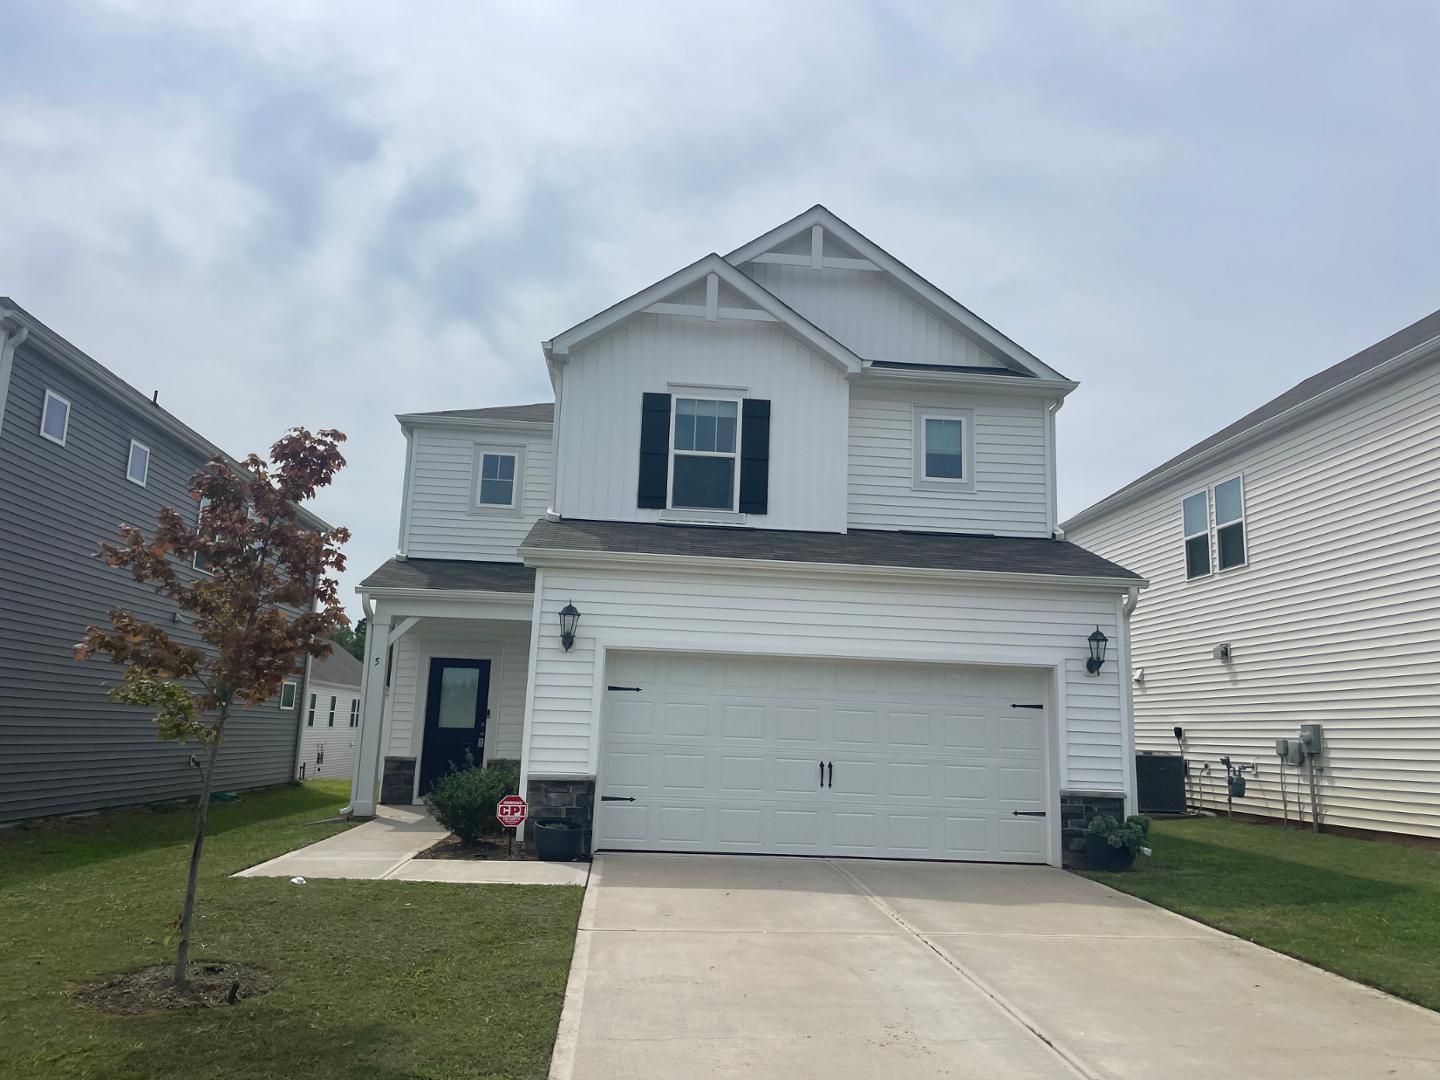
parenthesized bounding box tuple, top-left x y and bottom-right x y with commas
(173, 711, 226, 987)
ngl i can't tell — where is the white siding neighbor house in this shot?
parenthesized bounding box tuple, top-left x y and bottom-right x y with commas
(295, 646, 363, 783)
(1065, 309, 1440, 842)
(350, 206, 1144, 867)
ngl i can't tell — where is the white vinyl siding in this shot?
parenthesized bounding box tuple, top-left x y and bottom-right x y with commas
(524, 564, 1126, 794)
(554, 315, 849, 532)
(381, 618, 532, 768)
(848, 387, 1051, 535)
(296, 680, 361, 781)
(403, 427, 552, 561)
(1067, 357, 1440, 839)
(742, 261, 1008, 369)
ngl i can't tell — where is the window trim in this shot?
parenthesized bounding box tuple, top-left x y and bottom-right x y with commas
(667, 393, 743, 514)
(40, 390, 71, 446)
(349, 698, 360, 728)
(469, 444, 525, 515)
(280, 681, 298, 710)
(306, 693, 317, 727)
(192, 496, 214, 575)
(911, 406, 976, 493)
(126, 439, 151, 487)
(1214, 474, 1248, 573)
(327, 695, 337, 727)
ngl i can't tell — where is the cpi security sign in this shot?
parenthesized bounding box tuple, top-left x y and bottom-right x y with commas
(496, 794, 527, 829)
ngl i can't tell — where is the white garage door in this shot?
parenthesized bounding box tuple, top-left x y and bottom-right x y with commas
(596, 652, 1051, 862)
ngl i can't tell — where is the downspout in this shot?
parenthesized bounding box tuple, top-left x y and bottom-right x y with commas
(1046, 398, 1063, 538)
(0, 313, 32, 440)
(1119, 586, 1141, 816)
(544, 347, 564, 522)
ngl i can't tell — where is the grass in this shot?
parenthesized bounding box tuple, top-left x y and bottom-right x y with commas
(0, 779, 583, 1080)
(1083, 816, 1440, 1012)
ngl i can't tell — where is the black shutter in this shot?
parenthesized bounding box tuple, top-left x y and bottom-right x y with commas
(739, 398, 770, 515)
(637, 392, 672, 509)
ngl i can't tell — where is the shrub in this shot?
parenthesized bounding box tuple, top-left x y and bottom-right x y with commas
(1087, 813, 1152, 852)
(424, 756, 522, 844)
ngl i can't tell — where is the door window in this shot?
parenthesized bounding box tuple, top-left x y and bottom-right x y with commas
(436, 666, 482, 728)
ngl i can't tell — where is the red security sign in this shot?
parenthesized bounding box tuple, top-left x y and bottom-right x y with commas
(497, 794, 527, 829)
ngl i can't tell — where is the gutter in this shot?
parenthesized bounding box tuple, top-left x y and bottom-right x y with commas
(396, 413, 553, 434)
(1063, 330, 1440, 532)
(518, 544, 1146, 591)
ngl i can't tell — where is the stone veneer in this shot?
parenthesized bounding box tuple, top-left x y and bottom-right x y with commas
(381, 756, 417, 805)
(1061, 792, 1126, 869)
(526, 776, 596, 856)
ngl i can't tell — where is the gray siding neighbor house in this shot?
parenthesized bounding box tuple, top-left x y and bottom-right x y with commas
(0, 300, 331, 823)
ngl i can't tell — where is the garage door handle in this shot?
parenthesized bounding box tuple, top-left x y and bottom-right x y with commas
(601, 796, 635, 803)
(819, 760, 825, 789)
(1011, 810, 1047, 817)
(827, 761, 833, 788)
(1010, 703, 1044, 710)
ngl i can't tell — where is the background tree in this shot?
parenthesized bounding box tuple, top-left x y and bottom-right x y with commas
(332, 616, 367, 661)
(75, 428, 351, 987)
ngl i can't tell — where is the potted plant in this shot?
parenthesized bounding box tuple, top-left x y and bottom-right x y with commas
(1085, 813, 1151, 871)
(532, 818, 585, 862)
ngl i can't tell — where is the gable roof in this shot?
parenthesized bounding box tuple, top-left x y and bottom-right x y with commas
(403, 402, 554, 424)
(312, 643, 363, 688)
(544, 253, 863, 375)
(726, 206, 1069, 382)
(1064, 306, 1440, 531)
(520, 517, 1141, 585)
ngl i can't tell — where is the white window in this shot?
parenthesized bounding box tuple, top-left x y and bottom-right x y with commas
(40, 390, 70, 445)
(193, 497, 213, 574)
(280, 681, 298, 710)
(670, 396, 739, 511)
(327, 695, 337, 727)
(478, 452, 517, 506)
(1214, 476, 1247, 571)
(126, 440, 150, 486)
(306, 693, 317, 727)
(912, 408, 975, 491)
(1182, 490, 1211, 579)
(349, 698, 360, 727)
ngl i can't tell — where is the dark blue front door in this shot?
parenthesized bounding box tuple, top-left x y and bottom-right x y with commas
(419, 658, 491, 793)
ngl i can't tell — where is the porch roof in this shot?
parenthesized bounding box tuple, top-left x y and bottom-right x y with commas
(360, 558, 536, 593)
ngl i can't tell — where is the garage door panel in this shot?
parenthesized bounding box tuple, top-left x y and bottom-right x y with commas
(597, 653, 1050, 863)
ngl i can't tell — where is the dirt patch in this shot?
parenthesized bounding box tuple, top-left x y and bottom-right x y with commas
(75, 962, 273, 1014)
(416, 834, 535, 861)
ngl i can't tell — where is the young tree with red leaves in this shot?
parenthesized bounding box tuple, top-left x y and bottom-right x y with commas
(75, 428, 351, 987)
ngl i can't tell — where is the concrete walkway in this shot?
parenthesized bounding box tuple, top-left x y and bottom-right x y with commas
(552, 854, 1440, 1080)
(235, 804, 589, 886)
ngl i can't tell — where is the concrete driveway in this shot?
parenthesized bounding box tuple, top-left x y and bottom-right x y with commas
(553, 854, 1440, 1080)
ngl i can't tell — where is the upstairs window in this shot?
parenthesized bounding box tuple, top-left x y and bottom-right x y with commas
(1214, 476, 1247, 570)
(280, 681, 298, 710)
(670, 396, 739, 511)
(306, 694, 317, 727)
(912, 407, 974, 491)
(193, 497, 213, 574)
(477, 452, 517, 506)
(923, 417, 965, 480)
(327, 695, 337, 727)
(349, 699, 360, 727)
(1183, 490, 1211, 579)
(127, 440, 151, 486)
(40, 390, 70, 445)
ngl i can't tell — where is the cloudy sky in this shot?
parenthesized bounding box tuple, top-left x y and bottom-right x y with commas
(5, 0, 1438, 616)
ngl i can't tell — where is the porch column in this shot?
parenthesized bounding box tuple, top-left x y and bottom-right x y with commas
(349, 610, 392, 817)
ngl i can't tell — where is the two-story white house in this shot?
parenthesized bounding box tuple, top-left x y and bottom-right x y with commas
(348, 206, 1144, 867)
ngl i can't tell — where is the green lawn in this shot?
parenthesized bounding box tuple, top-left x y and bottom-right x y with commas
(1083, 816, 1440, 1012)
(0, 780, 583, 1080)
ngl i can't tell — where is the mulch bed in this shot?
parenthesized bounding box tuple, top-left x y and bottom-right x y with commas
(75, 962, 272, 1014)
(416, 835, 536, 861)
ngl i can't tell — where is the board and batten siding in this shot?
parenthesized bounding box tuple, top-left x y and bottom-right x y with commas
(403, 426, 552, 561)
(848, 385, 1052, 536)
(1067, 357, 1440, 839)
(296, 679, 361, 782)
(0, 342, 301, 823)
(523, 564, 1128, 792)
(381, 617, 531, 771)
(554, 315, 850, 532)
(743, 261, 1006, 369)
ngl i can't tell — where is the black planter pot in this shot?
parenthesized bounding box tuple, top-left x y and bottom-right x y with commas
(1086, 835, 1137, 871)
(533, 819, 584, 862)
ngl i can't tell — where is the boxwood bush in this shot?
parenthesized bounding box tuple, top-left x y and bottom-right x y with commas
(424, 755, 522, 844)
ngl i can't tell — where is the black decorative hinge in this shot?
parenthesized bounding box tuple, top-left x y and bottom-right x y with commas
(607, 685, 643, 692)
(1010, 703, 1044, 710)
(600, 795, 636, 803)
(1011, 810, 1047, 817)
